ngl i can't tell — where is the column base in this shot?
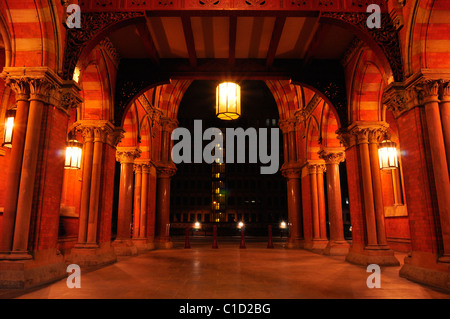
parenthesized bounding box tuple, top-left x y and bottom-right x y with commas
(132, 238, 155, 252)
(112, 239, 138, 256)
(68, 243, 117, 268)
(154, 237, 173, 249)
(345, 245, 400, 266)
(285, 237, 304, 249)
(0, 249, 66, 289)
(399, 252, 450, 292)
(304, 239, 329, 252)
(323, 240, 350, 256)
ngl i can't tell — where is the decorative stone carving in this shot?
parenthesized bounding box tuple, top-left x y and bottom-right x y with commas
(279, 118, 296, 134)
(318, 149, 346, 164)
(116, 147, 141, 164)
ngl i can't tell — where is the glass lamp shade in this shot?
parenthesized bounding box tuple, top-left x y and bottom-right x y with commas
(378, 140, 398, 170)
(64, 139, 82, 170)
(2, 109, 16, 148)
(216, 82, 241, 120)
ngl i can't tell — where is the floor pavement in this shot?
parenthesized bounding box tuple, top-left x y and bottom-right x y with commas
(0, 236, 449, 299)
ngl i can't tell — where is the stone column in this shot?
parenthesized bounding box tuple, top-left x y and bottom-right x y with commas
(281, 163, 302, 248)
(306, 162, 328, 251)
(319, 149, 349, 256)
(343, 123, 399, 266)
(421, 80, 450, 261)
(86, 127, 106, 245)
(76, 126, 94, 245)
(133, 164, 142, 239)
(12, 79, 55, 255)
(368, 128, 388, 247)
(440, 82, 450, 175)
(155, 164, 177, 248)
(140, 164, 150, 238)
(0, 80, 30, 252)
(113, 148, 140, 256)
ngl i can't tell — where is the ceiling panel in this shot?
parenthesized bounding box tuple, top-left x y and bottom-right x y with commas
(148, 17, 188, 58)
(276, 17, 318, 59)
(108, 25, 150, 59)
(235, 17, 276, 59)
(191, 17, 229, 59)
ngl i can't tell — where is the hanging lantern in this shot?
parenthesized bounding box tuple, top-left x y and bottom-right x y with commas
(64, 131, 82, 170)
(216, 82, 241, 120)
(2, 109, 16, 148)
(378, 139, 398, 170)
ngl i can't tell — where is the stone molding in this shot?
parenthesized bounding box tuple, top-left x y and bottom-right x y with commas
(116, 147, 141, 164)
(318, 148, 346, 164)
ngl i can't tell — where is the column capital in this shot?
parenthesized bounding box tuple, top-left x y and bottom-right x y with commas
(1, 67, 62, 105)
(281, 162, 302, 179)
(305, 160, 326, 175)
(59, 81, 83, 114)
(155, 162, 177, 178)
(345, 122, 389, 145)
(318, 148, 346, 164)
(133, 163, 143, 173)
(76, 121, 117, 145)
(78, 125, 94, 143)
(3, 77, 30, 101)
(116, 147, 141, 164)
(107, 128, 125, 148)
(279, 117, 297, 134)
(160, 117, 178, 133)
(442, 81, 450, 102)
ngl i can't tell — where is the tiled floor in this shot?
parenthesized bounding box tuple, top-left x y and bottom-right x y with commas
(1, 237, 449, 299)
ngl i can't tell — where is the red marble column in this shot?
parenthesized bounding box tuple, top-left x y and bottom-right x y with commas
(319, 149, 349, 256)
(140, 164, 150, 239)
(12, 79, 52, 254)
(422, 81, 450, 261)
(309, 165, 320, 240)
(155, 164, 176, 248)
(133, 164, 142, 239)
(281, 164, 302, 247)
(76, 126, 94, 245)
(0, 82, 29, 252)
(86, 127, 105, 245)
(113, 148, 140, 256)
(440, 82, 450, 175)
(368, 128, 388, 247)
(317, 164, 327, 240)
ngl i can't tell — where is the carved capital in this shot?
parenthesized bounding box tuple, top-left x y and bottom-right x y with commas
(416, 79, 440, 104)
(116, 147, 141, 164)
(156, 162, 177, 178)
(347, 122, 389, 145)
(336, 128, 356, 150)
(93, 126, 108, 143)
(107, 128, 125, 147)
(4, 78, 30, 101)
(78, 126, 94, 143)
(306, 162, 326, 175)
(160, 117, 178, 133)
(318, 148, 346, 164)
(134, 163, 143, 173)
(279, 118, 296, 134)
(280, 162, 301, 179)
(441, 81, 450, 102)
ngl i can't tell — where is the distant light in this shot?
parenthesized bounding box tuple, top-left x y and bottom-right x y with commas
(73, 67, 81, 83)
(345, 198, 349, 205)
(194, 222, 201, 229)
(238, 221, 244, 229)
(280, 221, 287, 229)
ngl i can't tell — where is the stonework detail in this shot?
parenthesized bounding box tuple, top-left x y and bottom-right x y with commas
(116, 148, 141, 163)
(318, 149, 346, 164)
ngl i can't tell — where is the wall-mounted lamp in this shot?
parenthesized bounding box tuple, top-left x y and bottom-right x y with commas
(2, 109, 16, 148)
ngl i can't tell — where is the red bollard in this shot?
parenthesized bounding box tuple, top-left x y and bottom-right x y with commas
(240, 229, 246, 249)
(212, 225, 218, 249)
(267, 225, 274, 249)
(185, 227, 191, 249)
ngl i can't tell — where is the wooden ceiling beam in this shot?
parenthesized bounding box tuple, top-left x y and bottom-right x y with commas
(181, 16, 197, 67)
(136, 21, 160, 64)
(266, 17, 286, 68)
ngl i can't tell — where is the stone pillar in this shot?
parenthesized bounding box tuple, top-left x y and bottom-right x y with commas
(12, 79, 54, 254)
(304, 162, 328, 251)
(133, 164, 142, 240)
(281, 163, 302, 248)
(317, 164, 327, 240)
(70, 122, 118, 267)
(319, 149, 349, 256)
(340, 123, 399, 266)
(368, 128, 388, 247)
(421, 80, 450, 261)
(280, 118, 302, 248)
(155, 164, 176, 248)
(113, 148, 141, 256)
(439, 82, 450, 175)
(77, 126, 94, 245)
(0, 80, 30, 252)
